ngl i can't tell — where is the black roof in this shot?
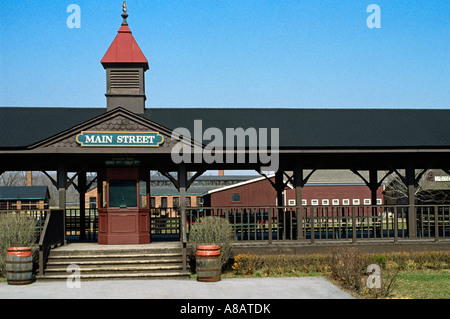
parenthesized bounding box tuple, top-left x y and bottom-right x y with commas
(0, 107, 449, 149)
(0, 186, 50, 200)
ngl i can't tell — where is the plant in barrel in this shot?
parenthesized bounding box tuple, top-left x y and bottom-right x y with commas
(189, 216, 234, 282)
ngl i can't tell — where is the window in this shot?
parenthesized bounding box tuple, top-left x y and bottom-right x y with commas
(150, 197, 156, 208)
(232, 193, 241, 202)
(161, 197, 168, 208)
(332, 199, 339, 205)
(196, 196, 203, 207)
(288, 199, 296, 206)
(173, 197, 180, 209)
(343, 199, 350, 205)
(302, 199, 307, 205)
(109, 180, 137, 208)
(376, 199, 382, 205)
(186, 197, 191, 207)
(311, 199, 319, 206)
(352, 199, 360, 205)
(364, 199, 371, 205)
(322, 199, 329, 205)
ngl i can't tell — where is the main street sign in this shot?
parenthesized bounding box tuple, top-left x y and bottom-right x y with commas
(76, 131, 164, 147)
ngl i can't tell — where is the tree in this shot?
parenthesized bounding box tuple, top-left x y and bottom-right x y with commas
(384, 169, 450, 204)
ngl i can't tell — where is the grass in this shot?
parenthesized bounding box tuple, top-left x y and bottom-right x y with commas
(220, 250, 450, 299)
(390, 270, 450, 299)
(219, 270, 450, 299)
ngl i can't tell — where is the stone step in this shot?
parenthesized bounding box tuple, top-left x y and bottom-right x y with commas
(37, 243, 190, 281)
(37, 271, 191, 281)
(43, 265, 185, 276)
(45, 257, 182, 267)
(46, 253, 182, 263)
(48, 248, 182, 257)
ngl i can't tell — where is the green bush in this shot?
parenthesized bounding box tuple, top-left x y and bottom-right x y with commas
(0, 213, 38, 277)
(189, 216, 234, 268)
(232, 253, 332, 276)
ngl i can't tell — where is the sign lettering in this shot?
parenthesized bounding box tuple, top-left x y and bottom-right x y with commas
(76, 131, 164, 147)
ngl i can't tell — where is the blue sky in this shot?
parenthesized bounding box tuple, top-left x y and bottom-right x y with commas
(0, 0, 448, 109)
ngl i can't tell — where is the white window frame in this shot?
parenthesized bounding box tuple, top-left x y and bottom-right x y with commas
(376, 198, 382, 205)
(364, 199, 371, 205)
(288, 199, 296, 206)
(302, 199, 307, 205)
(352, 199, 360, 205)
(311, 199, 319, 206)
(342, 199, 350, 205)
(332, 199, 339, 205)
(322, 199, 329, 205)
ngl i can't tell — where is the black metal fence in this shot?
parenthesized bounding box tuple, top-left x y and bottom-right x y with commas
(184, 205, 450, 243)
(2, 204, 449, 244)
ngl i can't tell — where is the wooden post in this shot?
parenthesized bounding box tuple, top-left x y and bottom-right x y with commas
(434, 205, 439, 242)
(178, 164, 187, 272)
(57, 165, 67, 245)
(275, 170, 285, 240)
(78, 171, 87, 241)
(293, 165, 304, 240)
(405, 167, 417, 239)
(369, 169, 378, 207)
(352, 206, 357, 244)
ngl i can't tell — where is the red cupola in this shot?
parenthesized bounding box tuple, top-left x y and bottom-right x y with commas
(101, 2, 149, 114)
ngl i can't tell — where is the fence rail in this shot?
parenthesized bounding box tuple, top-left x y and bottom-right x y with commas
(184, 205, 450, 243)
(1, 205, 449, 245)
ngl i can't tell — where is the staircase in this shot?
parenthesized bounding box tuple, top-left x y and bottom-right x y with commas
(36, 242, 190, 281)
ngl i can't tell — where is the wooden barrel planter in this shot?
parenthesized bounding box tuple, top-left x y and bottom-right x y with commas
(196, 245, 221, 282)
(6, 247, 33, 285)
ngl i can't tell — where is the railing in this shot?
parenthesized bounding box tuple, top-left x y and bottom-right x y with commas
(37, 210, 65, 275)
(65, 208, 98, 241)
(0, 209, 49, 239)
(184, 205, 450, 244)
(5, 205, 446, 246)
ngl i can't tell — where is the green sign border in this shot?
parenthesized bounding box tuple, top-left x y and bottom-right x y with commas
(76, 131, 164, 147)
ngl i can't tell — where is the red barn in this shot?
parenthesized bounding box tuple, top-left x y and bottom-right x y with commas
(203, 170, 385, 207)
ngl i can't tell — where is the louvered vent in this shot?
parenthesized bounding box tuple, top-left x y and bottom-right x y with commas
(110, 70, 140, 89)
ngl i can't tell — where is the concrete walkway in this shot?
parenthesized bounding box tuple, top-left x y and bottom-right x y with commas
(0, 277, 354, 299)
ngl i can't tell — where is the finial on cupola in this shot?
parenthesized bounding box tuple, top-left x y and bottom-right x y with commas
(122, 1, 128, 25)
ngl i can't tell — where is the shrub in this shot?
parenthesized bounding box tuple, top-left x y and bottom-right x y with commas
(0, 213, 38, 277)
(189, 216, 234, 268)
(232, 253, 332, 276)
(329, 247, 366, 292)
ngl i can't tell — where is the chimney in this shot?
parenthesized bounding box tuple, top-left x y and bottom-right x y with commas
(101, 2, 149, 114)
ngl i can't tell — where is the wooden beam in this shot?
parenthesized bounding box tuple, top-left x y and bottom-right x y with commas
(186, 170, 206, 190)
(159, 171, 180, 191)
(42, 171, 57, 187)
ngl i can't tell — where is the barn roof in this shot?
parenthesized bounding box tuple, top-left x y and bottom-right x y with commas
(0, 186, 50, 200)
